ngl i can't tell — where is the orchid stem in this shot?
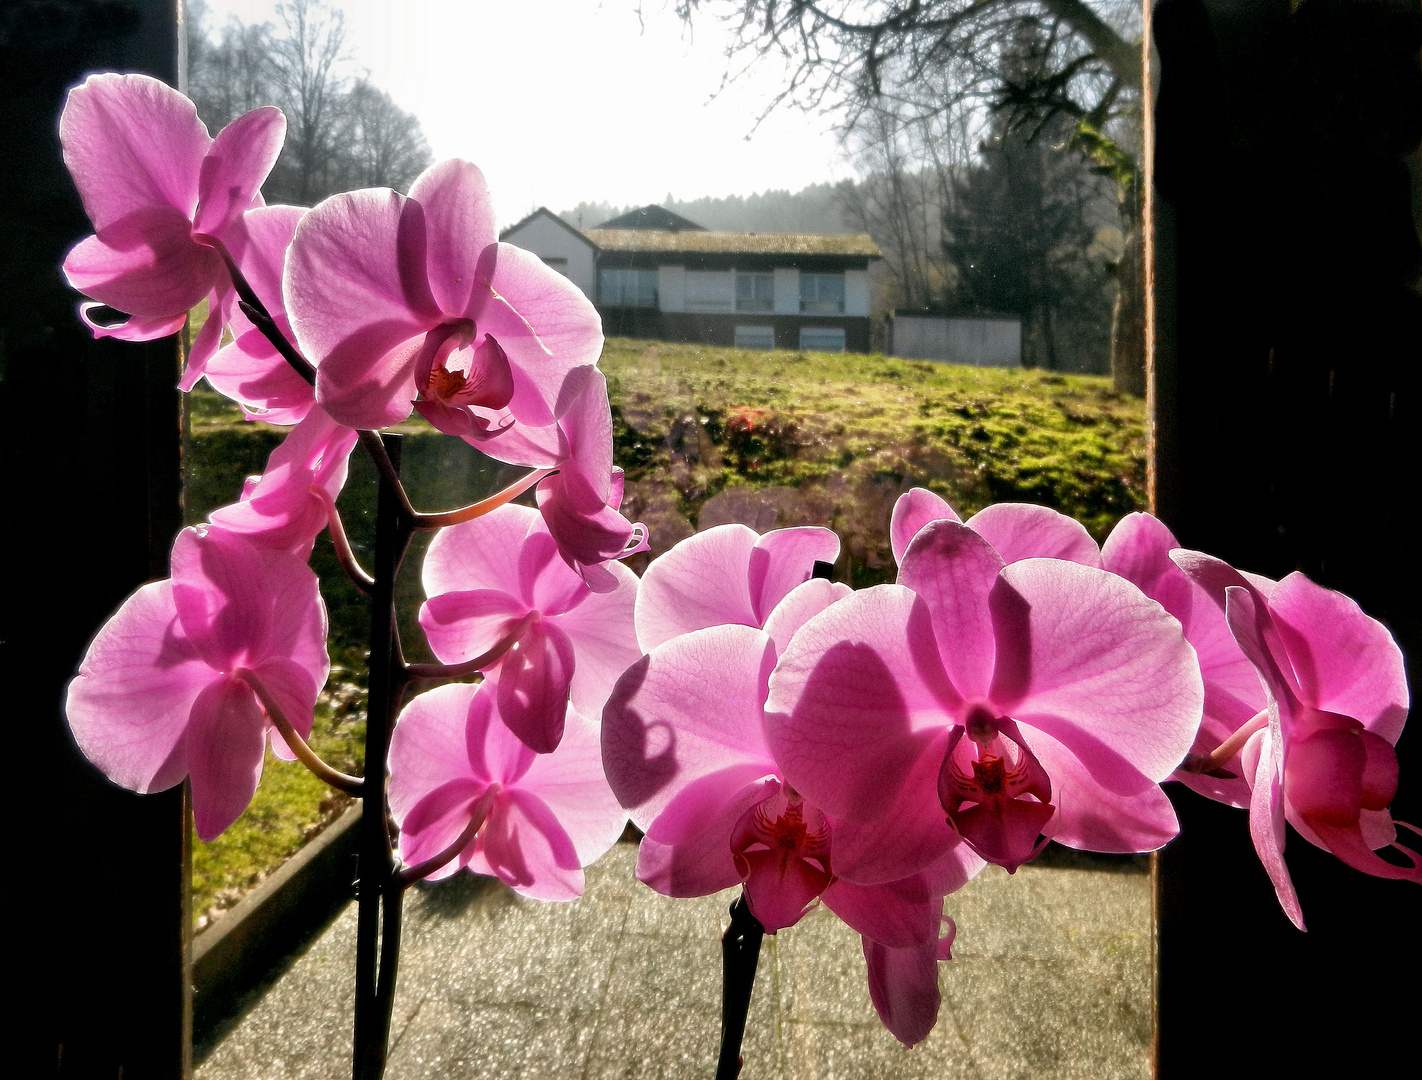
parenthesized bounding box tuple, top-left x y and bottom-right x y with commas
(395, 794, 495, 888)
(353, 433, 415, 1080)
(213, 241, 318, 388)
(404, 614, 537, 682)
(234, 670, 364, 797)
(314, 486, 375, 594)
(410, 468, 554, 531)
(357, 431, 417, 522)
(715, 893, 765, 1080)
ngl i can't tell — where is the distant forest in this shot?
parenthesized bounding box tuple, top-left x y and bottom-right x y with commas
(559, 185, 857, 235)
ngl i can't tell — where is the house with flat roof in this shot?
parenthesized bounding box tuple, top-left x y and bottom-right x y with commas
(501, 205, 882, 353)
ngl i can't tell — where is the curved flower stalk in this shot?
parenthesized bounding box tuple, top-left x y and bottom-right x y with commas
(1101, 513, 1267, 806)
(59, 73, 285, 387)
(634, 522, 845, 652)
(203, 204, 316, 423)
(601, 621, 975, 1045)
(207, 405, 358, 559)
(388, 680, 626, 899)
(284, 158, 602, 433)
(65, 525, 328, 840)
(768, 520, 1203, 874)
(419, 503, 640, 753)
(889, 487, 1101, 568)
(1173, 550, 1419, 928)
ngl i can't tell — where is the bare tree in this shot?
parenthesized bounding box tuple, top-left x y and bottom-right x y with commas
(185, 0, 432, 205)
(266, 0, 350, 204)
(675, 1, 1146, 391)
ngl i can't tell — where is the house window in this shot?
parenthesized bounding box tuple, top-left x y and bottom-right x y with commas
(735, 272, 774, 312)
(734, 325, 776, 350)
(685, 270, 735, 311)
(800, 273, 845, 314)
(799, 326, 846, 352)
(599, 268, 658, 308)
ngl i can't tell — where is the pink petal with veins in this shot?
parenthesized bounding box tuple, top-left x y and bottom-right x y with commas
(495, 619, 577, 754)
(479, 788, 585, 901)
(64, 206, 221, 317)
(60, 73, 208, 230)
(193, 107, 285, 236)
(602, 625, 779, 830)
(409, 159, 497, 316)
(889, 487, 960, 564)
(186, 675, 268, 841)
(964, 502, 1101, 566)
(470, 243, 604, 427)
(64, 580, 207, 795)
(897, 521, 1004, 700)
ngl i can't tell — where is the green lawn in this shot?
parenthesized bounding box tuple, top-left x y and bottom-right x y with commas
(185, 337, 1145, 926)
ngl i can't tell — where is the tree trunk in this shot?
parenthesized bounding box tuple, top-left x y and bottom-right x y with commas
(1112, 216, 1148, 395)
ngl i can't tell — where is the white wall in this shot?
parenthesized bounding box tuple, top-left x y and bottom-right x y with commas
(773, 267, 799, 314)
(844, 269, 870, 317)
(658, 265, 686, 312)
(891, 316, 1022, 367)
(501, 212, 597, 300)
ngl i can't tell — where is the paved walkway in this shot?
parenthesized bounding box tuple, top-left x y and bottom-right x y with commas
(197, 844, 1151, 1079)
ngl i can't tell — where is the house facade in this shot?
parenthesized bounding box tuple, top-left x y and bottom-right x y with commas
(501, 205, 881, 353)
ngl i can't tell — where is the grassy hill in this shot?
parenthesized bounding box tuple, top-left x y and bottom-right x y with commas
(184, 338, 1145, 924)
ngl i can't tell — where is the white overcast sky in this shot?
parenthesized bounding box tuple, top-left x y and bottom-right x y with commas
(196, 1, 857, 226)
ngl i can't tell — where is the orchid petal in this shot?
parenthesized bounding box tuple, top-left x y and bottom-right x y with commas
(898, 520, 1005, 700)
(408, 159, 497, 316)
(766, 586, 951, 823)
(889, 487, 960, 565)
(516, 706, 627, 867)
(396, 777, 488, 880)
(1269, 572, 1410, 743)
(64, 206, 220, 317)
(862, 937, 942, 1047)
(470, 243, 603, 427)
(389, 683, 487, 823)
(194, 107, 285, 236)
(60, 73, 208, 230)
(635, 524, 760, 650)
(187, 675, 268, 841)
(822, 875, 941, 949)
(636, 771, 772, 896)
(480, 788, 585, 901)
(994, 559, 1203, 784)
(64, 580, 206, 795)
(602, 625, 779, 828)
(964, 502, 1101, 566)
(761, 578, 852, 656)
(495, 619, 576, 754)
(748, 527, 841, 623)
(1243, 727, 1304, 929)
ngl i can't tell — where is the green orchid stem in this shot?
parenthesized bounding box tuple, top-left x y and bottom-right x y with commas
(715, 893, 765, 1080)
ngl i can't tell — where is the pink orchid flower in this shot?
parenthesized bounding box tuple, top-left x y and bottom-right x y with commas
(601, 621, 974, 1045)
(1173, 551, 1419, 928)
(387, 680, 627, 900)
(284, 158, 602, 433)
(207, 405, 357, 558)
(457, 368, 647, 592)
(889, 487, 1101, 568)
(767, 519, 1203, 874)
(419, 503, 640, 754)
(203, 205, 316, 424)
(1101, 513, 1269, 806)
(59, 73, 285, 388)
(634, 522, 845, 652)
(65, 525, 328, 841)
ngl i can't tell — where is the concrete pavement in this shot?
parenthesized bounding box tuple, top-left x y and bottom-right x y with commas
(197, 843, 1150, 1079)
